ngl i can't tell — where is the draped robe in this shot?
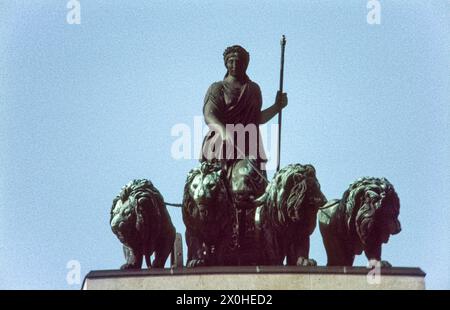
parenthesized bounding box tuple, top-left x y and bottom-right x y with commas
(200, 79, 268, 169)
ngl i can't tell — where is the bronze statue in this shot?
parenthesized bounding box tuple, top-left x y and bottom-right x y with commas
(255, 164, 327, 266)
(200, 44, 287, 203)
(182, 161, 235, 267)
(196, 45, 288, 263)
(318, 177, 401, 267)
(106, 40, 409, 271)
(110, 179, 176, 269)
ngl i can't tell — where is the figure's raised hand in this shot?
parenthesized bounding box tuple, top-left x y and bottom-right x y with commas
(275, 91, 288, 111)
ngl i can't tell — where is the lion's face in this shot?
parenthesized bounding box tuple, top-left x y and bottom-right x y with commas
(285, 171, 327, 224)
(356, 190, 401, 248)
(375, 205, 401, 244)
(110, 197, 139, 244)
(189, 165, 224, 221)
(373, 192, 401, 244)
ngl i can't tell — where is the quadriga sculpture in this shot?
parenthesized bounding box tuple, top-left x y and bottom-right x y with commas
(255, 164, 327, 266)
(110, 179, 176, 269)
(318, 177, 401, 267)
(182, 161, 235, 267)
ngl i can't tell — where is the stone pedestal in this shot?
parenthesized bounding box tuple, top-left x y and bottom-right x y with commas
(82, 266, 425, 290)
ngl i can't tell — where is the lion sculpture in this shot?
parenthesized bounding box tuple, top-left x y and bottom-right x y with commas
(110, 179, 176, 269)
(318, 177, 401, 267)
(182, 161, 235, 267)
(255, 164, 327, 266)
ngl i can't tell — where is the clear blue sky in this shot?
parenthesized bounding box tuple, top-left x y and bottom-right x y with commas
(1, 0, 449, 289)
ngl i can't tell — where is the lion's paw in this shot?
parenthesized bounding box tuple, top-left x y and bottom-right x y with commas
(120, 263, 141, 270)
(296, 257, 317, 266)
(380, 260, 392, 267)
(187, 259, 205, 268)
(367, 259, 392, 268)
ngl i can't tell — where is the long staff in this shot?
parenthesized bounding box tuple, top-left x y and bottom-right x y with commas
(276, 35, 286, 172)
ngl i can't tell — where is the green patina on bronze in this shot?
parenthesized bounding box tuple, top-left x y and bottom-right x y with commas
(110, 179, 175, 269)
(109, 43, 402, 269)
(318, 177, 401, 267)
(182, 161, 235, 267)
(255, 163, 327, 266)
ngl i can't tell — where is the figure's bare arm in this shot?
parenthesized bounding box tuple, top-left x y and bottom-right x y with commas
(259, 91, 288, 124)
(260, 104, 282, 124)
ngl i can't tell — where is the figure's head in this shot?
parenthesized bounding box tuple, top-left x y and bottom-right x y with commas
(223, 45, 250, 80)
